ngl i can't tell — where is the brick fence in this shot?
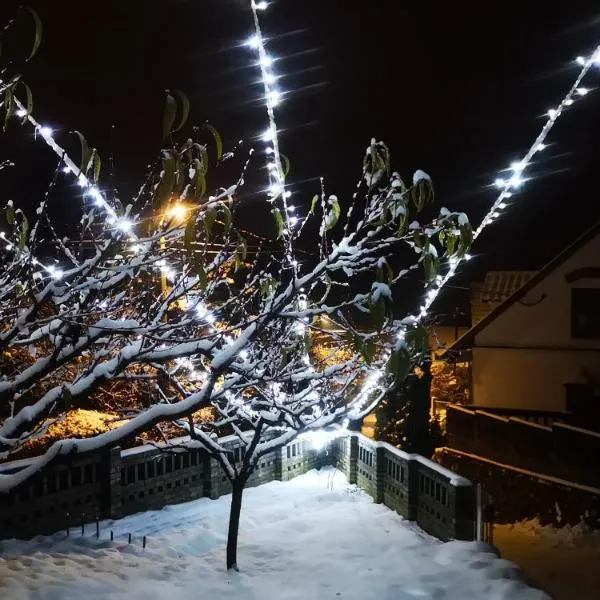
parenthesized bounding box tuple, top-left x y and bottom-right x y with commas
(0, 432, 475, 542)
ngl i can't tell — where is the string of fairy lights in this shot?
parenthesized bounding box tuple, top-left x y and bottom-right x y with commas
(3, 1, 600, 437)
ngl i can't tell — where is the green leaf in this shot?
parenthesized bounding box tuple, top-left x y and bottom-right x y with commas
(24, 7, 43, 61)
(18, 214, 29, 251)
(196, 263, 207, 290)
(72, 131, 91, 175)
(6, 204, 15, 225)
(197, 144, 209, 176)
(318, 273, 332, 304)
(326, 197, 341, 231)
(93, 152, 102, 183)
(369, 297, 386, 330)
(204, 206, 217, 240)
(3, 87, 13, 131)
(154, 154, 176, 208)
(458, 223, 473, 257)
(423, 254, 439, 283)
(309, 194, 319, 215)
(205, 123, 223, 160)
(271, 207, 285, 238)
(388, 347, 411, 385)
(405, 324, 430, 354)
(196, 172, 206, 199)
(281, 153, 291, 178)
(221, 204, 232, 233)
(184, 218, 196, 253)
(173, 89, 190, 132)
(19, 81, 33, 121)
(163, 91, 177, 140)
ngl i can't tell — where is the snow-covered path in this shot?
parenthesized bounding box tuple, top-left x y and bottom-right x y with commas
(0, 468, 548, 600)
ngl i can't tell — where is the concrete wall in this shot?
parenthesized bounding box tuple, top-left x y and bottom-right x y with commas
(471, 232, 600, 411)
(0, 433, 475, 543)
(446, 405, 600, 488)
(333, 433, 475, 541)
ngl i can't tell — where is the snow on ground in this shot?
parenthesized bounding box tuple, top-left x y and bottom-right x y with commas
(0, 468, 548, 600)
(495, 519, 600, 600)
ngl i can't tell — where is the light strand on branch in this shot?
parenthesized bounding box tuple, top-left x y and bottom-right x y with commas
(414, 45, 600, 325)
(344, 44, 600, 426)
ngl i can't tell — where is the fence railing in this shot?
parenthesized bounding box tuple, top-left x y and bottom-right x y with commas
(0, 432, 475, 543)
(334, 432, 475, 541)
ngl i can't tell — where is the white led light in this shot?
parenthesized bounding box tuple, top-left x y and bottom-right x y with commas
(262, 127, 275, 142)
(254, 1, 268, 9)
(576, 87, 589, 96)
(510, 160, 526, 172)
(265, 146, 274, 154)
(116, 218, 133, 233)
(264, 72, 276, 85)
(259, 55, 273, 68)
(78, 174, 88, 188)
(494, 178, 506, 188)
(267, 89, 281, 107)
(547, 108, 557, 118)
(565, 98, 574, 106)
(246, 34, 260, 48)
(576, 56, 586, 66)
(62, 166, 71, 174)
(15, 109, 27, 118)
(38, 126, 53, 137)
(536, 143, 547, 151)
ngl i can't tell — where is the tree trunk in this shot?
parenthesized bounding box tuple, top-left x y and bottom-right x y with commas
(226, 477, 245, 570)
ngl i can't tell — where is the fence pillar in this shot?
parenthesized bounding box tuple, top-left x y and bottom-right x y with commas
(375, 446, 386, 504)
(348, 435, 358, 484)
(406, 459, 419, 521)
(108, 447, 122, 519)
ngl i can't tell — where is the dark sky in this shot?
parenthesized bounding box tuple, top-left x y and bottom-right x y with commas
(3, 0, 600, 319)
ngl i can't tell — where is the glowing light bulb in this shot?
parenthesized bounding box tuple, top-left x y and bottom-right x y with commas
(269, 183, 283, 197)
(39, 126, 53, 137)
(287, 204, 295, 211)
(565, 98, 574, 106)
(246, 34, 260, 48)
(262, 127, 275, 142)
(498, 202, 507, 209)
(260, 55, 273, 68)
(494, 178, 506, 188)
(289, 216, 298, 226)
(283, 191, 292, 199)
(62, 166, 71, 174)
(254, 1, 268, 9)
(492, 211, 500, 218)
(265, 146, 274, 154)
(464, 253, 472, 261)
(15, 109, 27, 118)
(547, 108, 557, 118)
(267, 89, 281, 107)
(536, 143, 547, 151)
(166, 203, 188, 222)
(576, 56, 586, 66)
(508, 175, 523, 188)
(264, 72, 276, 84)
(78, 174, 88, 188)
(510, 160, 526, 173)
(576, 87, 589, 96)
(116, 218, 133, 232)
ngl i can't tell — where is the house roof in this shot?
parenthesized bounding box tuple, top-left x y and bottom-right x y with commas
(478, 271, 535, 304)
(447, 219, 600, 352)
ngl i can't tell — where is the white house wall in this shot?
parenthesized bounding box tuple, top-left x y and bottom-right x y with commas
(472, 231, 600, 410)
(471, 346, 600, 411)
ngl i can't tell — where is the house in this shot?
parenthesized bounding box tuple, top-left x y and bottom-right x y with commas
(447, 221, 600, 415)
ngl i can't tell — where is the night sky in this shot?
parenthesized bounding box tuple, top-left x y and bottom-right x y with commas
(3, 0, 600, 320)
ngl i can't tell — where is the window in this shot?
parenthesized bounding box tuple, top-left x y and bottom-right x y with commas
(571, 288, 600, 339)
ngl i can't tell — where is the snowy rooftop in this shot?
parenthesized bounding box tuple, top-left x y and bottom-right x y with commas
(0, 468, 548, 600)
